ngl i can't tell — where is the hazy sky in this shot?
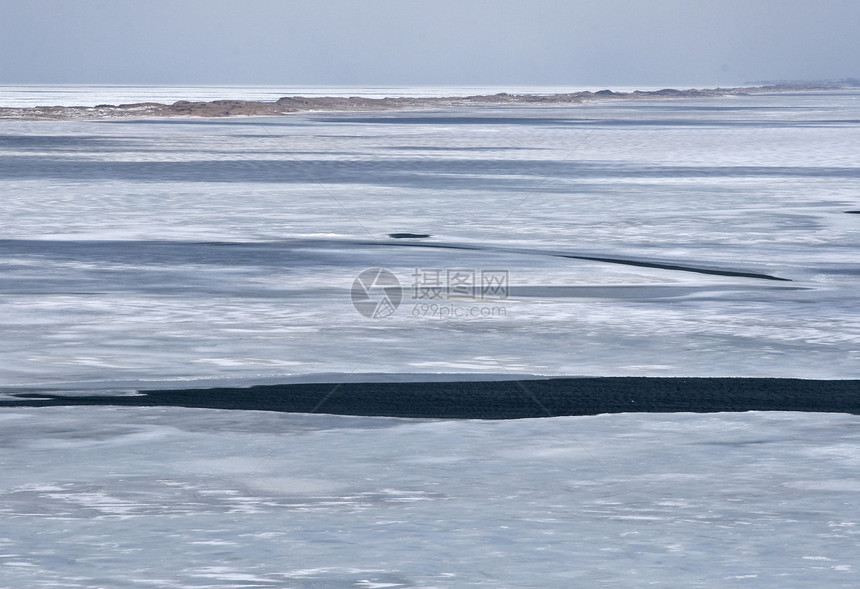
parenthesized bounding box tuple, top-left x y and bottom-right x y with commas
(2, 0, 858, 86)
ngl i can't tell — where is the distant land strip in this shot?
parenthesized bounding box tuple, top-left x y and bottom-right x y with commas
(5, 378, 860, 419)
(2, 81, 858, 120)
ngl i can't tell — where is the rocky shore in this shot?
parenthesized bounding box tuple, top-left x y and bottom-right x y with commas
(1, 81, 856, 121)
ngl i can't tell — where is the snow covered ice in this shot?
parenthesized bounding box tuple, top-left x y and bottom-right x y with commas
(1, 89, 859, 389)
(1, 87, 860, 586)
(1, 408, 860, 587)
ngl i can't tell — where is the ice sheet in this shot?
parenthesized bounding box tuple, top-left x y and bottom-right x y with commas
(0, 90, 859, 390)
(1, 407, 858, 587)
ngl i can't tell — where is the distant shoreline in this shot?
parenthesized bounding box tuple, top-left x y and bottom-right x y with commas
(1, 81, 856, 121)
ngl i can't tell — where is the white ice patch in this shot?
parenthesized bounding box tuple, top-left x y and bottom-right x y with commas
(785, 480, 860, 492)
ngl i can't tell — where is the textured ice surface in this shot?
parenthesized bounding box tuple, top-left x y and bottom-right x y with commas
(0, 90, 859, 390)
(2, 89, 859, 588)
(1, 407, 859, 587)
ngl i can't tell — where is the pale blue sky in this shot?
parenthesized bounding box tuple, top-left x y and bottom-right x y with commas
(1, 0, 858, 86)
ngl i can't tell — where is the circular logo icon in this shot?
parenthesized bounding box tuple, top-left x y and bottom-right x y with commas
(351, 268, 402, 318)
